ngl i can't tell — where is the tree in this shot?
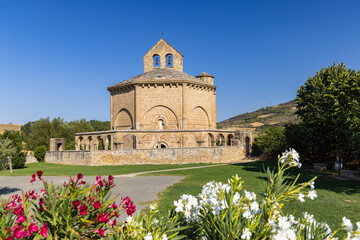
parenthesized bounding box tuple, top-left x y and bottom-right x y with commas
(296, 63, 360, 165)
(251, 127, 288, 158)
(0, 130, 27, 169)
(0, 138, 16, 170)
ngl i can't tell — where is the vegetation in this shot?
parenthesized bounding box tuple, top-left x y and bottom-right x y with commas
(251, 127, 287, 158)
(0, 162, 212, 176)
(0, 130, 26, 170)
(1, 152, 359, 239)
(21, 117, 110, 150)
(218, 100, 299, 131)
(296, 63, 360, 166)
(146, 160, 360, 232)
(34, 145, 47, 162)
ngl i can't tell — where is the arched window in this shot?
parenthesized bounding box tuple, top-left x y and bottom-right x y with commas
(166, 54, 173, 67)
(157, 119, 165, 130)
(153, 55, 160, 67)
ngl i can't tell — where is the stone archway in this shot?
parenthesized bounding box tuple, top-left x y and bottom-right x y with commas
(216, 134, 225, 146)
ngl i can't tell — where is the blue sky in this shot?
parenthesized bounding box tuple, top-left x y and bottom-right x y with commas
(1, 0, 360, 124)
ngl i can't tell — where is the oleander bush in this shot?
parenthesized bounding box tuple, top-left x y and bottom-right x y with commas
(0, 149, 359, 239)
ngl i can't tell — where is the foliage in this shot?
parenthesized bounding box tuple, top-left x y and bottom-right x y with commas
(168, 149, 360, 239)
(34, 145, 47, 162)
(0, 150, 359, 239)
(0, 130, 27, 169)
(21, 117, 110, 151)
(251, 126, 287, 158)
(0, 172, 136, 239)
(296, 63, 360, 165)
(0, 138, 16, 170)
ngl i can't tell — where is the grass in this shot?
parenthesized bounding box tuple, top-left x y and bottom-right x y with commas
(143, 160, 360, 230)
(0, 162, 212, 176)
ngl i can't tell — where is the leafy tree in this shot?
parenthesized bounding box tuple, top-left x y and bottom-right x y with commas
(0, 130, 27, 169)
(34, 145, 47, 162)
(296, 63, 360, 165)
(251, 127, 287, 158)
(88, 120, 110, 131)
(0, 138, 16, 170)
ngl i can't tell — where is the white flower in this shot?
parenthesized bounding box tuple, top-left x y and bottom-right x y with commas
(309, 181, 315, 189)
(342, 217, 353, 231)
(298, 193, 305, 203)
(356, 222, 360, 231)
(244, 190, 256, 201)
(126, 216, 133, 223)
(161, 234, 168, 240)
(290, 148, 299, 161)
(241, 228, 252, 240)
(278, 216, 291, 230)
(250, 201, 259, 212)
(144, 233, 153, 240)
(174, 200, 184, 213)
(233, 192, 241, 204)
(307, 190, 317, 200)
(242, 207, 252, 219)
(150, 204, 157, 211)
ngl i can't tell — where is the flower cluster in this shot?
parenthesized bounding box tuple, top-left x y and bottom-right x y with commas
(1, 172, 137, 239)
(0, 190, 48, 239)
(280, 148, 301, 168)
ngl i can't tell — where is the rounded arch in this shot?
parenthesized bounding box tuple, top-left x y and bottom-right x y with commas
(153, 54, 160, 67)
(144, 105, 179, 130)
(216, 134, 225, 146)
(154, 141, 169, 149)
(115, 108, 133, 130)
(207, 133, 215, 146)
(189, 106, 210, 129)
(166, 54, 173, 67)
(227, 134, 234, 146)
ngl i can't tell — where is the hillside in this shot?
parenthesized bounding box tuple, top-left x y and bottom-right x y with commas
(218, 100, 300, 131)
(0, 124, 22, 134)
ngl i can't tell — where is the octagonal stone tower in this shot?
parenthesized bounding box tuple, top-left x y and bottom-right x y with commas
(107, 39, 217, 131)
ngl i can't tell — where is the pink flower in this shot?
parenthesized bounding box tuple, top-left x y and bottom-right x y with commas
(30, 174, 36, 183)
(36, 171, 43, 179)
(98, 213, 109, 223)
(28, 223, 38, 233)
(40, 223, 48, 238)
(72, 200, 80, 207)
(14, 230, 24, 239)
(93, 200, 101, 209)
(16, 215, 25, 224)
(96, 229, 105, 236)
(79, 204, 88, 216)
(109, 219, 116, 226)
(108, 175, 114, 181)
(95, 176, 104, 187)
(41, 188, 46, 195)
(77, 173, 83, 181)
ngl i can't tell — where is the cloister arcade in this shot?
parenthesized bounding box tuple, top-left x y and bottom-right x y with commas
(74, 129, 252, 151)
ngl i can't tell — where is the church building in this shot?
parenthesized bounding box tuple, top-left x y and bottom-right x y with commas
(74, 39, 250, 151)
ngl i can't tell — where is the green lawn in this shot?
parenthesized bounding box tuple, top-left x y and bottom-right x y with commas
(143, 160, 360, 231)
(0, 162, 212, 176)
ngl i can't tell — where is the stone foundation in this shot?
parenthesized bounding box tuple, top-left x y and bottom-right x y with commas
(45, 146, 247, 166)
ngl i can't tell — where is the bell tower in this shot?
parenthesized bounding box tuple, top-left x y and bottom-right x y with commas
(143, 39, 183, 72)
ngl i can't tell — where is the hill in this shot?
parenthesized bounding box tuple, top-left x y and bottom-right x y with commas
(0, 124, 23, 134)
(218, 100, 299, 131)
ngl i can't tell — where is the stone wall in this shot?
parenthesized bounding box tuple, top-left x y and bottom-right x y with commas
(45, 146, 247, 166)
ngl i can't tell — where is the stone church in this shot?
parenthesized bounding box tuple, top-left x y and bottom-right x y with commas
(70, 39, 252, 159)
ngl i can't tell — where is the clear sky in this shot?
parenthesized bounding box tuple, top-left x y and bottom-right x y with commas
(1, 0, 360, 125)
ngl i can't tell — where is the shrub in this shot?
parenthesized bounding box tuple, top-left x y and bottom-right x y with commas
(251, 127, 287, 158)
(34, 145, 47, 162)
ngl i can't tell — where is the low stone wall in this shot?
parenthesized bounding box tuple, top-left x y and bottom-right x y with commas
(25, 154, 38, 164)
(45, 146, 247, 165)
